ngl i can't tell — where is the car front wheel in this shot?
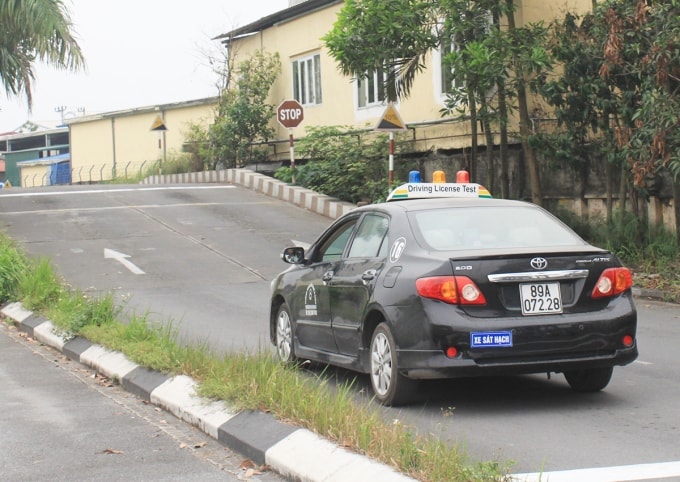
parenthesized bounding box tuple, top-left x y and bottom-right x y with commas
(564, 366, 613, 392)
(370, 322, 416, 406)
(275, 303, 296, 363)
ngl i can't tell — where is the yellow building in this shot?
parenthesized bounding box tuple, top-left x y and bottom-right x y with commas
(217, 0, 593, 158)
(65, 97, 217, 183)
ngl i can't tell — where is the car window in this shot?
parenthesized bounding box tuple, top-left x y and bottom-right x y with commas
(412, 205, 586, 250)
(318, 219, 358, 262)
(347, 214, 389, 258)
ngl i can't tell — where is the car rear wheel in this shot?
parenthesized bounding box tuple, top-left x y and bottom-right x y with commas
(275, 303, 296, 363)
(370, 323, 416, 406)
(564, 366, 613, 392)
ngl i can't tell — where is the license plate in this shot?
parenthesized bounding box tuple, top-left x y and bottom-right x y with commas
(471, 331, 513, 348)
(520, 282, 562, 315)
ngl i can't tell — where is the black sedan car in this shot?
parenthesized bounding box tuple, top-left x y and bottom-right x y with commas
(269, 179, 637, 405)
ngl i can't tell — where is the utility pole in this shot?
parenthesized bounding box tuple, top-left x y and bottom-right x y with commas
(54, 106, 67, 124)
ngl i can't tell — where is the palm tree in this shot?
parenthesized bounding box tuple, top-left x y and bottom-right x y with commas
(0, 0, 85, 109)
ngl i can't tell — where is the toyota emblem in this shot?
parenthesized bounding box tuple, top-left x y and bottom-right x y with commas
(530, 257, 548, 270)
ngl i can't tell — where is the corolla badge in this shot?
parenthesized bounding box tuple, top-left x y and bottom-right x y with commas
(530, 257, 548, 270)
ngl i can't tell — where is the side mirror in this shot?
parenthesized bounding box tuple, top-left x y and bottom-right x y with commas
(282, 246, 305, 264)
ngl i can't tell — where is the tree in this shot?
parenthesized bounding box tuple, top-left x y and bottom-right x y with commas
(534, 10, 625, 221)
(208, 50, 281, 169)
(0, 0, 84, 108)
(323, 0, 551, 203)
(536, 0, 680, 239)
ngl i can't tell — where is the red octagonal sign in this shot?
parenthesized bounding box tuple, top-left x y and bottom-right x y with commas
(277, 99, 304, 128)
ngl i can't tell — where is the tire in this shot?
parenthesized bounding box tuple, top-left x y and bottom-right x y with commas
(370, 322, 417, 406)
(564, 366, 613, 392)
(275, 303, 296, 363)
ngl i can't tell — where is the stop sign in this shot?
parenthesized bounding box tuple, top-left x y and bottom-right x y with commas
(277, 100, 304, 128)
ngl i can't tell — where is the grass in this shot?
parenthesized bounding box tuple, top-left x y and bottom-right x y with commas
(0, 231, 510, 482)
(556, 208, 680, 300)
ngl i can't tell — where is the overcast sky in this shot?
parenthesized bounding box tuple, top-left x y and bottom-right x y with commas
(0, 0, 289, 132)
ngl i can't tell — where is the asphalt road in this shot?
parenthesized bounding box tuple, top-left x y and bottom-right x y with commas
(0, 184, 329, 352)
(0, 321, 284, 482)
(1, 183, 679, 480)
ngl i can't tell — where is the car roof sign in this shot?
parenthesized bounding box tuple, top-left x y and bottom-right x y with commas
(387, 182, 493, 201)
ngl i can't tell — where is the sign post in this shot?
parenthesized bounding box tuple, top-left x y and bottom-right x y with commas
(150, 114, 168, 175)
(375, 102, 407, 187)
(277, 100, 304, 174)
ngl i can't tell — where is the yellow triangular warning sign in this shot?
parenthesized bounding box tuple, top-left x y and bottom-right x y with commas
(150, 115, 167, 131)
(375, 103, 407, 131)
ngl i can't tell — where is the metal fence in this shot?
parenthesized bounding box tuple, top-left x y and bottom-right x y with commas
(22, 160, 162, 187)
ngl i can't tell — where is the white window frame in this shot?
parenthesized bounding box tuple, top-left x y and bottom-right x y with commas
(292, 54, 322, 106)
(433, 40, 464, 104)
(357, 67, 394, 109)
(433, 12, 492, 105)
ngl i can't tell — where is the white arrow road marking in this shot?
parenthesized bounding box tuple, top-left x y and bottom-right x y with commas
(104, 248, 145, 275)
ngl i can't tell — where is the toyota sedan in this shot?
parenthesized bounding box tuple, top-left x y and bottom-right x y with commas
(269, 177, 638, 405)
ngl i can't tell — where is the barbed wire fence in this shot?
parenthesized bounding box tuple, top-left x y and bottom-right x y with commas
(22, 160, 162, 187)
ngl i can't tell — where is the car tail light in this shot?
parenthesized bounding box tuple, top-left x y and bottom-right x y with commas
(445, 346, 459, 358)
(591, 267, 633, 299)
(416, 276, 487, 305)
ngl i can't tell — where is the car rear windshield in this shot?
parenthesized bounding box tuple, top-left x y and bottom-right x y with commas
(410, 205, 586, 251)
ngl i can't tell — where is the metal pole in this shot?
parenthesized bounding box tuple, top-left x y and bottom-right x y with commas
(289, 129, 296, 183)
(289, 130, 295, 169)
(389, 131, 394, 187)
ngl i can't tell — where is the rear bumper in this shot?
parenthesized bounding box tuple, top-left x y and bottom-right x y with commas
(398, 344, 638, 379)
(387, 292, 638, 380)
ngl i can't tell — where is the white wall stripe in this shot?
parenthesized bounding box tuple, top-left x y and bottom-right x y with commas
(1, 301, 34, 322)
(150, 375, 236, 439)
(33, 320, 67, 351)
(79, 345, 138, 381)
(266, 428, 415, 482)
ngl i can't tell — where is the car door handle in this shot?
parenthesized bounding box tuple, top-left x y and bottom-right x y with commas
(361, 269, 377, 283)
(322, 270, 334, 284)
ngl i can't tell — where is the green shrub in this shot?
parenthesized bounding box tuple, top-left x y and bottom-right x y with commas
(275, 125, 392, 204)
(0, 235, 29, 303)
(555, 208, 679, 277)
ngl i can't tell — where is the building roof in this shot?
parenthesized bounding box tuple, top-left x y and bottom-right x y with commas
(214, 0, 341, 41)
(17, 152, 70, 167)
(0, 126, 69, 142)
(63, 96, 219, 125)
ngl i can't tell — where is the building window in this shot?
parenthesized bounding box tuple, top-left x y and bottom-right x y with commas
(438, 13, 491, 97)
(439, 40, 469, 96)
(357, 67, 394, 108)
(292, 54, 322, 106)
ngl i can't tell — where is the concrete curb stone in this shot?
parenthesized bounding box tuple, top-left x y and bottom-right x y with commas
(1, 301, 415, 482)
(141, 168, 356, 220)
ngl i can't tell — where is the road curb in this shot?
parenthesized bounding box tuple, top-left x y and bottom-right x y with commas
(1, 301, 415, 482)
(141, 168, 356, 220)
